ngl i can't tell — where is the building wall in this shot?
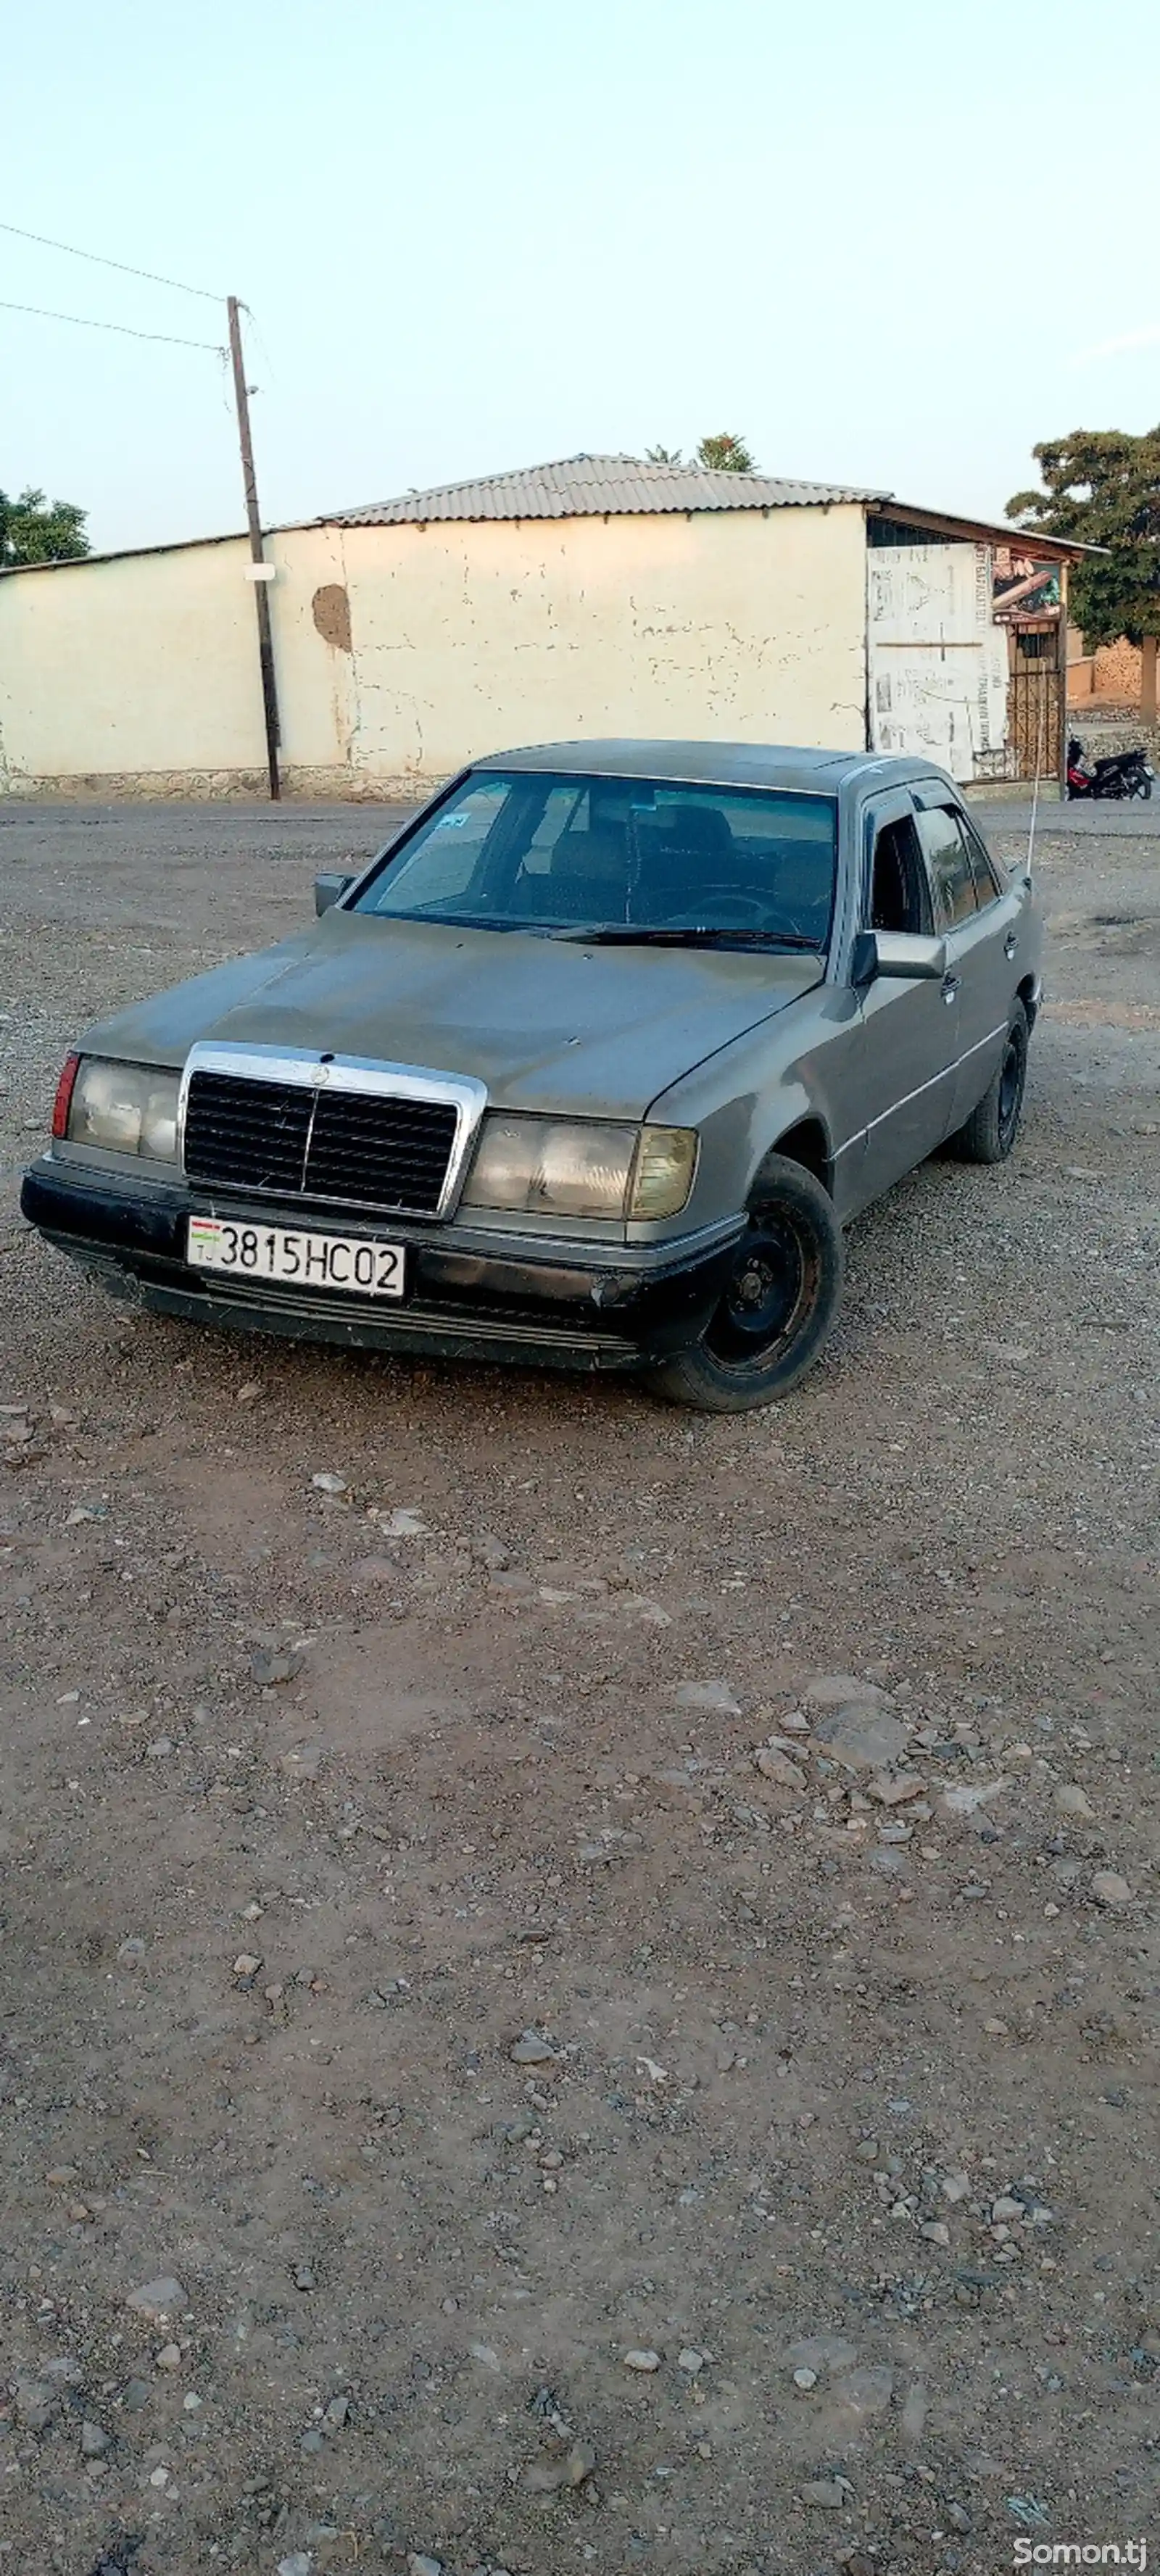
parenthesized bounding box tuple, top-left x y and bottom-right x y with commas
(0, 536, 265, 794)
(326, 505, 869, 794)
(1066, 622, 1095, 701)
(867, 541, 1008, 782)
(266, 523, 361, 789)
(0, 503, 868, 798)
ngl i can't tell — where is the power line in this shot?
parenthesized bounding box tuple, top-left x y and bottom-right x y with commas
(0, 294, 225, 352)
(0, 217, 223, 303)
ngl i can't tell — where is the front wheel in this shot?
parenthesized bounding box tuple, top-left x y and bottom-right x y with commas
(647, 1155, 845, 1413)
(947, 1002, 1029, 1164)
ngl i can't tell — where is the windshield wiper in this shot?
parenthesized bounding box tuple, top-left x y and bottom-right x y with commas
(376, 911, 822, 951)
(548, 925, 822, 951)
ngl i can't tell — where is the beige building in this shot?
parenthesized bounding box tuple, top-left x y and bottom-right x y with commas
(0, 454, 1082, 798)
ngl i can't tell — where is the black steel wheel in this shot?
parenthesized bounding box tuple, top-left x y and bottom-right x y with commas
(648, 1155, 844, 1413)
(948, 1001, 1029, 1164)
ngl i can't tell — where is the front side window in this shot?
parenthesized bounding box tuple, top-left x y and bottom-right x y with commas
(869, 815, 929, 936)
(352, 771, 839, 948)
(915, 805, 979, 930)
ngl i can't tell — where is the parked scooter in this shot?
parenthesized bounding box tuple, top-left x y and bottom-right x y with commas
(1066, 735, 1154, 800)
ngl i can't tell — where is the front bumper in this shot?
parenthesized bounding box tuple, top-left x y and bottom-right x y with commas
(20, 1162, 741, 1375)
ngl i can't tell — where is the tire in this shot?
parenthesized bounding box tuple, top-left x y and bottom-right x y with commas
(1133, 776, 1152, 800)
(647, 1155, 845, 1413)
(948, 1001, 1029, 1164)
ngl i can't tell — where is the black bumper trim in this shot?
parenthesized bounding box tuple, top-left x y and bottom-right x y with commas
(20, 1164, 737, 1374)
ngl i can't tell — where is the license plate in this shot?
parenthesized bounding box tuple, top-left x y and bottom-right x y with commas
(186, 1216, 405, 1298)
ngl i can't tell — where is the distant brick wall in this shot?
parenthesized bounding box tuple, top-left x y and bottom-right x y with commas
(1091, 637, 1143, 701)
(1067, 633, 1155, 708)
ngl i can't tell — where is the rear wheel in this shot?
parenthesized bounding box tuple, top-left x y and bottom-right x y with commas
(648, 1155, 844, 1413)
(948, 1002, 1029, 1164)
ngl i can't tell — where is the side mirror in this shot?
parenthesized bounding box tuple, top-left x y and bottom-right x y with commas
(315, 872, 354, 917)
(851, 928, 948, 984)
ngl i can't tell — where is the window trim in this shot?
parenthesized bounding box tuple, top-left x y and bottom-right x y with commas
(860, 790, 916, 920)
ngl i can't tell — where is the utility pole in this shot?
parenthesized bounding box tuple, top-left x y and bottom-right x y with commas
(227, 295, 281, 800)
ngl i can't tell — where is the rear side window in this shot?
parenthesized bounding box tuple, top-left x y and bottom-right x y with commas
(915, 806, 979, 929)
(959, 813, 1003, 907)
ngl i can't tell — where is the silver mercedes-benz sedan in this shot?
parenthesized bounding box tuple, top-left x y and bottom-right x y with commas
(22, 741, 1041, 1410)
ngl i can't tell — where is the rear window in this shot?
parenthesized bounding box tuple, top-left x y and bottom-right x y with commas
(352, 771, 838, 945)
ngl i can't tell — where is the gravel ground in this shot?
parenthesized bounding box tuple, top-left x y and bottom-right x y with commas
(0, 799, 1158, 2576)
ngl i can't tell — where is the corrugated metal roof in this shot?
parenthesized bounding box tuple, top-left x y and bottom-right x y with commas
(323, 452, 887, 525)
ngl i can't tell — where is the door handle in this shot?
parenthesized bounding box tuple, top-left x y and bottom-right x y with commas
(1004, 933, 1019, 959)
(941, 973, 961, 1005)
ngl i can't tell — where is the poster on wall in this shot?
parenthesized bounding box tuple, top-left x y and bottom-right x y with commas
(867, 541, 1008, 780)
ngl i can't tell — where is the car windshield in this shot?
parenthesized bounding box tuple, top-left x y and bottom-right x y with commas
(351, 770, 838, 946)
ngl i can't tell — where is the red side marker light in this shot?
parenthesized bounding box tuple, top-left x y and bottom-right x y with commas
(51, 1052, 80, 1141)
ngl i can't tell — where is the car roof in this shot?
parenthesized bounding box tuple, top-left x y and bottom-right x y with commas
(471, 739, 948, 795)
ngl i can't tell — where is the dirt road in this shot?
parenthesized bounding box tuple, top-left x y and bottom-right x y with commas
(1, 799, 1158, 2576)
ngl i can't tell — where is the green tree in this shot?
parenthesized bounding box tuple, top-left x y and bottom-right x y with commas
(645, 435, 758, 472)
(695, 431, 755, 473)
(0, 487, 90, 568)
(1007, 428, 1160, 647)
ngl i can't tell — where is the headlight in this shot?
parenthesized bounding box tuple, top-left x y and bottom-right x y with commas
(461, 1115, 697, 1219)
(66, 1058, 181, 1162)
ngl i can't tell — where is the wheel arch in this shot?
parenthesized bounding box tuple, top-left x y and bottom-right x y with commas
(753, 1113, 834, 1199)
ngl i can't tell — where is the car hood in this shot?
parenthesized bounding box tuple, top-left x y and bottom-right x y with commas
(78, 911, 822, 1120)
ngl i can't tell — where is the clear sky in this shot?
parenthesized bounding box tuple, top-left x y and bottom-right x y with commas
(5, 0, 1160, 555)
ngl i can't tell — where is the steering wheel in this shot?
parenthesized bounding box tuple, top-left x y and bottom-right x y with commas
(660, 885, 768, 927)
(658, 885, 813, 941)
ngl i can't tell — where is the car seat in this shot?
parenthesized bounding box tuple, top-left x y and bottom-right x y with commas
(517, 824, 628, 921)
